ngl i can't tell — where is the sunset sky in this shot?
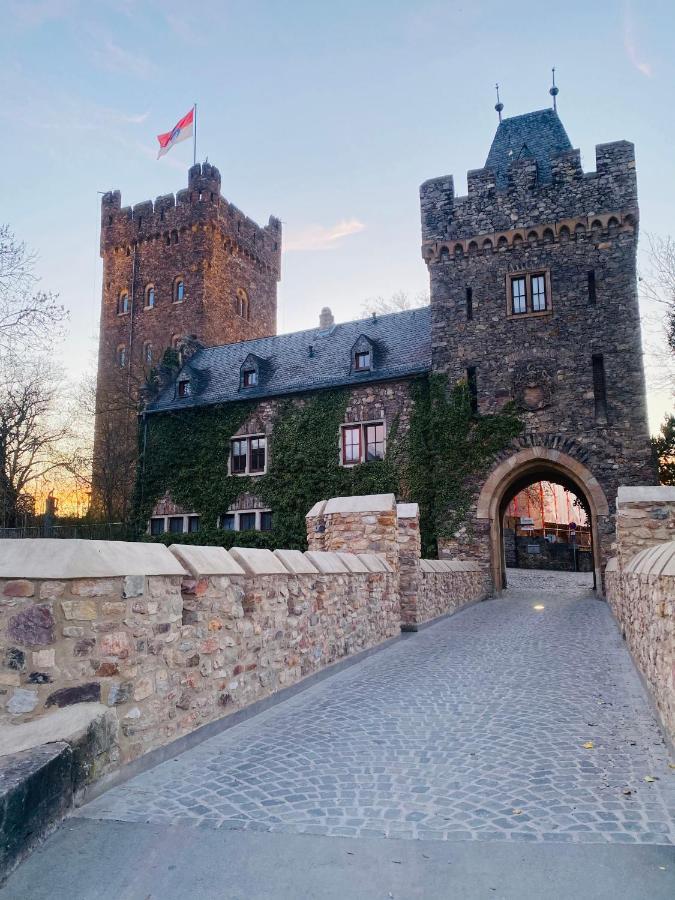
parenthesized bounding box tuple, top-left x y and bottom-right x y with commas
(1, 0, 673, 430)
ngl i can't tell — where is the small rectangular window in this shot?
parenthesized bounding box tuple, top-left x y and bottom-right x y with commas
(178, 380, 190, 398)
(466, 287, 473, 321)
(467, 366, 478, 414)
(260, 511, 273, 532)
(231, 439, 247, 474)
(511, 277, 527, 314)
(365, 423, 385, 461)
(168, 516, 184, 534)
(239, 512, 256, 531)
(588, 271, 596, 305)
(354, 351, 371, 371)
(249, 436, 266, 473)
(342, 425, 362, 465)
(531, 274, 547, 312)
(221, 513, 235, 531)
(150, 518, 165, 536)
(242, 369, 257, 387)
(592, 354, 608, 423)
(187, 515, 200, 533)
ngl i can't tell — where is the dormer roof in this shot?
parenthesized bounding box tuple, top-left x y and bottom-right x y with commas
(485, 108, 572, 189)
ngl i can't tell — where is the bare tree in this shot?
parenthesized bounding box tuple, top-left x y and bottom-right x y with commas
(0, 224, 68, 353)
(640, 234, 675, 390)
(361, 289, 429, 317)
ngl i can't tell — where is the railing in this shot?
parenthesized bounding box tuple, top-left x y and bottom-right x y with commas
(0, 523, 137, 541)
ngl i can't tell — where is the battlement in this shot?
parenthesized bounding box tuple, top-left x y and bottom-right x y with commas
(421, 140, 637, 244)
(101, 163, 282, 274)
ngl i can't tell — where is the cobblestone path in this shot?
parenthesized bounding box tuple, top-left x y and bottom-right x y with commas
(76, 570, 675, 845)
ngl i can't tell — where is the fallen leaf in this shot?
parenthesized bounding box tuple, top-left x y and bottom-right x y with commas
(512, 808, 524, 816)
(644, 776, 657, 783)
(583, 742, 594, 750)
(668, 764, 675, 770)
(622, 788, 632, 796)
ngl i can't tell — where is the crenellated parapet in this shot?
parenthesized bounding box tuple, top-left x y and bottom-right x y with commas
(420, 141, 637, 247)
(101, 163, 282, 277)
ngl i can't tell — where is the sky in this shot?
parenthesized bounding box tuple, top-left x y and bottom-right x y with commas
(0, 0, 673, 431)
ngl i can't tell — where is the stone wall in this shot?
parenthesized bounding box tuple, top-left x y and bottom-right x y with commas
(605, 486, 675, 742)
(0, 540, 397, 766)
(417, 560, 484, 625)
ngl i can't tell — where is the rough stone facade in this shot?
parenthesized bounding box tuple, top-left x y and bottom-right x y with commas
(615, 486, 675, 568)
(421, 113, 654, 585)
(93, 163, 281, 510)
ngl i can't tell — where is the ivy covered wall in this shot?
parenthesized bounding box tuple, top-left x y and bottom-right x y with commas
(136, 375, 522, 556)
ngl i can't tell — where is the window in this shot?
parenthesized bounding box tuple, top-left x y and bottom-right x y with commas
(116, 344, 126, 368)
(118, 291, 129, 315)
(148, 513, 199, 535)
(365, 423, 385, 461)
(511, 277, 527, 315)
(592, 354, 607, 423)
(178, 380, 190, 398)
(588, 271, 596, 305)
(467, 366, 478, 414)
(507, 271, 551, 317)
(236, 288, 250, 321)
(466, 287, 473, 321)
(143, 342, 153, 366)
(354, 350, 371, 371)
(145, 285, 155, 308)
(219, 509, 272, 532)
(242, 369, 257, 388)
(341, 421, 385, 466)
(168, 516, 184, 534)
(150, 517, 165, 536)
(187, 515, 200, 533)
(173, 277, 185, 303)
(230, 435, 266, 475)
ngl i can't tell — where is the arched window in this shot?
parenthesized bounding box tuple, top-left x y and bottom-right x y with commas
(118, 290, 129, 315)
(236, 288, 250, 321)
(145, 284, 155, 309)
(116, 344, 126, 368)
(143, 342, 153, 365)
(173, 277, 185, 303)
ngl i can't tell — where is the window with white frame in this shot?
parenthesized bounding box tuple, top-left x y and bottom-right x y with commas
(219, 509, 272, 532)
(507, 271, 551, 317)
(149, 514, 200, 535)
(230, 435, 267, 475)
(341, 421, 385, 466)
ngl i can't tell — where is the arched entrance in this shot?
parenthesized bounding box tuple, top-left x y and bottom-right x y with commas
(477, 448, 610, 592)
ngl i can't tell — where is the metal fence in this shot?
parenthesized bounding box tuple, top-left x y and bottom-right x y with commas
(0, 523, 137, 541)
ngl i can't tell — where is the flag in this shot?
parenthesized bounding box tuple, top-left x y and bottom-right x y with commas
(156, 108, 194, 159)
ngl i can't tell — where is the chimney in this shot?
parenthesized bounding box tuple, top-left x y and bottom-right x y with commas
(319, 307, 335, 331)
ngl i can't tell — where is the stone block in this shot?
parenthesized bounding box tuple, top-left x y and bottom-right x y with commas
(335, 552, 370, 573)
(323, 494, 396, 514)
(45, 683, 101, 708)
(304, 551, 350, 574)
(169, 544, 246, 577)
(32, 649, 55, 668)
(123, 575, 145, 598)
(8, 606, 54, 648)
(39, 581, 66, 600)
(61, 599, 98, 621)
(229, 547, 288, 575)
(7, 689, 38, 715)
(274, 549, 319, 574)
(2, 580, 34, 598)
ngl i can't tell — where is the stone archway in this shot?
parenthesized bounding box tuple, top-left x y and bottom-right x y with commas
(476, 448, 610, 593)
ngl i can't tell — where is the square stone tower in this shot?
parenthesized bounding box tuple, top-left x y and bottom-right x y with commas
(420, 108, 654, 590)
(93, 163, 281, 517)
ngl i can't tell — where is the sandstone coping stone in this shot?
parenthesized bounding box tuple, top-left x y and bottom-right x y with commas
(443, 560, 482, 572)
(396, 503, 419, 519)
(323, 493, 396, 515)
(617, 486, 675, 505)
(273, 550, 319, 575)
(169, 545, 245, 577)
(228, 547, 288, 576)
(605, 557, 619, 573)
(335, 552, 371, 574)
(0, 703, 112, 758)
(0, 540, 186, 580)
(305, 500, 327, 519)
(359, 553, 392, 573)
(303, 551, 350, 574)
(625, 540, 675, 577)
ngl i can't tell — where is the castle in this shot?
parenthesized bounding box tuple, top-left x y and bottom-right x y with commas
(94, 104, 655, 591)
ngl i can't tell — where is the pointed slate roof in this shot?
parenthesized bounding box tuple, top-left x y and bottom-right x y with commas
(485, 108, 572, 189)
(148, 306, 432, 413)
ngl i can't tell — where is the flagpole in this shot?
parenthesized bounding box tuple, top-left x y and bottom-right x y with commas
(193, 103, 197, 166)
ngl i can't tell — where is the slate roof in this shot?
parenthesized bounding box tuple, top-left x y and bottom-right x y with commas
(485, 108, 572, 190)
(148, 306, 432, 413)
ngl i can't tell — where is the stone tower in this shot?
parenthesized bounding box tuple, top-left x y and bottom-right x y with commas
(420, 108, 654, 589)
(93, 162, 281, 517)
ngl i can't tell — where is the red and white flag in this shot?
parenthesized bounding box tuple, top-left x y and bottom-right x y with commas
(156, 107, 194, 159)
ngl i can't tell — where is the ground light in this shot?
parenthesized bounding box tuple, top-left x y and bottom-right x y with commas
(533, 604, 545, 610)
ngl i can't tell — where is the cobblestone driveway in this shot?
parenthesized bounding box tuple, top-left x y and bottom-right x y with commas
(77, 570, 675, 844)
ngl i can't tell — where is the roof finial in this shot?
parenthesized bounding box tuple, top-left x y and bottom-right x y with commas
(494, 83, 504, 123)
(549, 66, 559, 112)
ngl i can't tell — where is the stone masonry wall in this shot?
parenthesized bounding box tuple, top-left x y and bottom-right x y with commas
(417, 560, 485, 625)
(615, 486, 675, 568)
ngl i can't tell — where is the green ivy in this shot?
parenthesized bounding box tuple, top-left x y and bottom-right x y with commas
(135, 377, 521, 555)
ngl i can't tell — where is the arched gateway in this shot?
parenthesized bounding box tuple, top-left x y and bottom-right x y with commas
(477, 448, 610, 592)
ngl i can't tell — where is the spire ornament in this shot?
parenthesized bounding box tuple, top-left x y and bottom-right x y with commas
(495, 83, 504, 123)
(549, 67, 559, 112)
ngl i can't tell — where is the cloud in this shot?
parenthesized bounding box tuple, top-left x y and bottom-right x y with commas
(623, 2, 653, 77)
(284, 218, 366, 252)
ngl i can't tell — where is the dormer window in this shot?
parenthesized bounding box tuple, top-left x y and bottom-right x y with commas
(354, 350, 371, 371)
(242, 369, 257, 387)
(177, 379, 190, 398)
